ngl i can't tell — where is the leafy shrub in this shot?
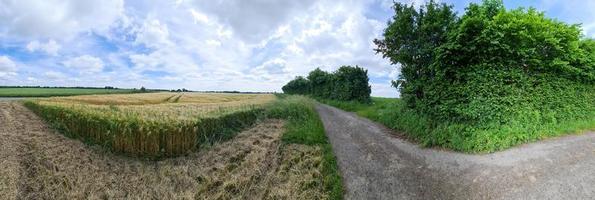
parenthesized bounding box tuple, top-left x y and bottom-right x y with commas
(281, 76, 310, 95)
(282, 66, 371, 103)
(374, 0, 595, 152)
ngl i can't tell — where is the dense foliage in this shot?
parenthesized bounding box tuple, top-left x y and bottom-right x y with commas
(281, 76, 311, 95)
(282, 65, 372, 103)
(374, 0, 595, 152)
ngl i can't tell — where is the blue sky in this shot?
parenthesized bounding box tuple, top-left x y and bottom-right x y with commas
(0, 0, 593, 97)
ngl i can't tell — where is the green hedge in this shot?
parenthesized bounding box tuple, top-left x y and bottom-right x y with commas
(282, 66, 372, 103)
(372, 0, 595, 152)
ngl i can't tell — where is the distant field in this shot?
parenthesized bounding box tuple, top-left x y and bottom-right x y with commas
(0, 87, 136, 97)
(24, 92, 276, 157)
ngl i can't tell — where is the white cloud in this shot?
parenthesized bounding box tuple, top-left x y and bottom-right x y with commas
(0, 56, 16, 72)
(26, 40, 61, 56)
(0, 0, 124, 40)
(0, 56, 17, 78)
(189, 9, 210, 24)
(44, 71, 66, 80)
(191, 0, 316, 43)
(129, 49, 199, 74)
(535, 0, 595, 37)
(135, 19, 171, 48)
(267, 0, 395, 81)
(0, 0, 403, 96)
(371, 82, 399, 97)
(249, 58, 291, 82)
(63, 55, 104, 73)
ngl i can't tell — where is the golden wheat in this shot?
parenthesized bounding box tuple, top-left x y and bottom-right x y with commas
(25, 93, 276, 158)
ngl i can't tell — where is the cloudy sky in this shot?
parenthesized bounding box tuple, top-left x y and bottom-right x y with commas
(0, 0, 593, 97)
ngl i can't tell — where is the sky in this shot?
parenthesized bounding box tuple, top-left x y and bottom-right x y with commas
(0, 0, 594, 97)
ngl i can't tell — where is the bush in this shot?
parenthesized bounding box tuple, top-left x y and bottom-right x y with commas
(282, 66, 371, 103)
(281, 76, 310, 95)
(373, 0, 595, 152)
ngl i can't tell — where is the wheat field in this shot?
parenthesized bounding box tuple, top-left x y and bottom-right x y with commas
(24, 93, 276, 158)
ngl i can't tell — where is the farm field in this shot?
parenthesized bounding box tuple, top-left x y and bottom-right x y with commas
(1, 94, 342, 199)
(24, 93, 276, 157)
(0, 101, 330, 199)
(0, 87, 136, 97)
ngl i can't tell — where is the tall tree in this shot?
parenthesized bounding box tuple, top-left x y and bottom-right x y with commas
(374, 0, 458, 108)
(307, 68, 332, 98)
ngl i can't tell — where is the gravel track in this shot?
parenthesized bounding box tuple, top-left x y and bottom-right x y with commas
(316, 104, 595, 200)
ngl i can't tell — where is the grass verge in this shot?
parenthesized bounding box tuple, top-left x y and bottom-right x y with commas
(266, 95, 343, 200)
(321, 97, 595, 153)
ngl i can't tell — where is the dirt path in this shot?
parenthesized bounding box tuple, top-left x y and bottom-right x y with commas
(316, 104, 595, 200)
(0, 102, 328, 199)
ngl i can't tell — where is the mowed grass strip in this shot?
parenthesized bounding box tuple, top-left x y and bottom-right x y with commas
(24, 93, 276, 158)
(266, 95, 343, 200)
(0, 87, 136, 97)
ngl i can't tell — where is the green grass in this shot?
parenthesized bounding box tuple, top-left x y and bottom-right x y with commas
(321, 97, 595, 153)
(266, 95, 343, 200)
(0, 87, 136, 97)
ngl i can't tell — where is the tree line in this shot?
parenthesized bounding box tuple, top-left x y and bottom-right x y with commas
(282, 65, 371, 103)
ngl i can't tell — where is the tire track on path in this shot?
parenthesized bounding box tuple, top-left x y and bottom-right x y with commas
(316, 104, 595, 200)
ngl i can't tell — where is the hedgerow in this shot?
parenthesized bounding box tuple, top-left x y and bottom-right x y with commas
(374, 0, 595, 152)
(282, 65, 371, 103)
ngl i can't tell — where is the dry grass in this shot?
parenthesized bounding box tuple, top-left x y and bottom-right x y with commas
(47, 92, 275, 105)
(34, 92, 276, 121)
(1, 102, 330, 199)
(24, 93, 276, 157)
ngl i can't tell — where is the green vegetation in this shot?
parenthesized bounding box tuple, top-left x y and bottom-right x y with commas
(266, 95, 343, 200)
(282, 66, 372, 103)
(324, 97, 595, 153)
(0, 87, 136, 97)
(370, 0, 595, 152)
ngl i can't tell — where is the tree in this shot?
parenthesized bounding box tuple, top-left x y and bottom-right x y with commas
(307, 68, 332, 98)
(331, 66, 371, 102)
(282, 76, 310, 95)
(282, 66, 372, 103)
(376, 0, 594, 123)
(374, 0, 458, 108)
(140, 86, 147, 92)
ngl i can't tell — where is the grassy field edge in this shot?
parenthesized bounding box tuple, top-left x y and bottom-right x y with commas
(266, 95, 343, 200)
(22, 94, 343, 199)
(320, 97, 595, 153)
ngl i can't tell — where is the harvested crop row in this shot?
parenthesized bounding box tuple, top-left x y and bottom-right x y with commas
(23, 93, 275, 158)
